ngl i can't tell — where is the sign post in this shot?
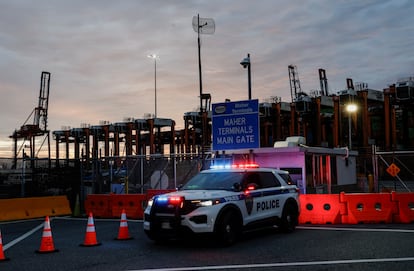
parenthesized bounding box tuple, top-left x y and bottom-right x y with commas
(212, 99, 260, 151)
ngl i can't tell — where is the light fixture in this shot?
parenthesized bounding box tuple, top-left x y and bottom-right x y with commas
(240, 53, 252, 100)
(346, 103, 357, 149)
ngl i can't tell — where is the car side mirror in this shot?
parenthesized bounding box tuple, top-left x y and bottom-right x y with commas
(233, 183, 242, 192)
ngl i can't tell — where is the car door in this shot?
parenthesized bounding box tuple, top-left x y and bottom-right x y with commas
(242, 171, 283, 222)
(255, 172, 283, 219)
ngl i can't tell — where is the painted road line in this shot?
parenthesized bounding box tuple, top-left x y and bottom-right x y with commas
(3, 222, 44, 250)
(130, 257, 414, 271)
(297, 225, 414, 233)
(0, 217, 44, 225)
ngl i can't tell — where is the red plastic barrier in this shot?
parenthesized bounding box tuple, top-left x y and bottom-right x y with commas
(299, 194, 345, 224)
(340, 192, 397, 224)
(391, 192, 414, 223)
(84, 194, 111, 218)
(146, 189, 176, 201)
(111, 194, 147, 219)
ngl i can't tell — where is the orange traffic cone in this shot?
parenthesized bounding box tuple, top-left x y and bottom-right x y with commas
(115, 209, 133, 240)
(0, 229, 10, 261)
(36, 216, 58, 254)
(80, 212, 101, 247)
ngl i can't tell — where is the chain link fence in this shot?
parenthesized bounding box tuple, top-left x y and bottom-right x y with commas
(373, 148, 414, 192)
(3, 148, 413, 200)
(0, 154, 212, 200)
(90, 154, 209, 195)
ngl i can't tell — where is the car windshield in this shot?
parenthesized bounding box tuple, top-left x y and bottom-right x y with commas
(181, 171, 244, 191)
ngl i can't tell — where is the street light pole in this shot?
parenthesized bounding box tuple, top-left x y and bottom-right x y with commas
(348, 113, 352, 149)
(346, 103, 357, 149)
(109, 158, 114, 193)
(147, 54, 159, 118)
(240, 53, 252, 100)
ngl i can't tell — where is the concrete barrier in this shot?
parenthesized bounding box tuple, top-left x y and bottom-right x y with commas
(2, 192, 414, 224)
(84, 194, 112, 218)
(299, 194, 346, 224)
(0, 196, 71, 221)
(391, 192, 414, 223)
(340, 192, 397, 224)
(111, 194, 147, 219)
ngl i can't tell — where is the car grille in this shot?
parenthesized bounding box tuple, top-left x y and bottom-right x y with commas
(150, 200, 199, 216)
(147, 200, 200, 232)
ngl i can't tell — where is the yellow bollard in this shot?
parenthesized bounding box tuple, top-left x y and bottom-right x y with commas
(368, 174, 374, 193)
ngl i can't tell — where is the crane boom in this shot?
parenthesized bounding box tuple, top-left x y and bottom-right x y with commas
(34, 71, 50, 130)
(288, 65, 302, 102)
(10, 71, 51, 169)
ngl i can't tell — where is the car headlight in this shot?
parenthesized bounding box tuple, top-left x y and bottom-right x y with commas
(193, 199, 220, 207)
(147, 198, 154, 208)
(198, 200, 213, 207)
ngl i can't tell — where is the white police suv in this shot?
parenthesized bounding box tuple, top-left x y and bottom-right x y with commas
(143, 163, 300, 246)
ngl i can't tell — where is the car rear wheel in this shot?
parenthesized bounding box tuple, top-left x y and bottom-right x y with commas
(280, 203, 298, 233)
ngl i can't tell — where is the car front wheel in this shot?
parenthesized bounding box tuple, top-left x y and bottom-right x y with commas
(215, 211, 241, 246)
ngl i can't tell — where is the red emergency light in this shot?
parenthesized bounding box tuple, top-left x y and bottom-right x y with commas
(169, 196, 183, 204)
(210, 163, 259, 169)
(157, 195, 184, 207)
(232, 163, 259, 169)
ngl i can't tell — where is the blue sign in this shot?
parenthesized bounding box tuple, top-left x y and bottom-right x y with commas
(212, 99, 260, 151)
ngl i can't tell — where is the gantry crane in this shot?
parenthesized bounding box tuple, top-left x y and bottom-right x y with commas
(288, 64, 302, 102)
(318, 68, 329, 96)
(10, 71, 51, 169)
(288, 65, 312, 113)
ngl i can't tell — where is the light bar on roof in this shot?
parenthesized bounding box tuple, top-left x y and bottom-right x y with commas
(232, 163, 259, 168)
(210, 163, 259, 169)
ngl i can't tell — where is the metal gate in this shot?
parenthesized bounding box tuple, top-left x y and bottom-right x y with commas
(373, 146, 414, 192)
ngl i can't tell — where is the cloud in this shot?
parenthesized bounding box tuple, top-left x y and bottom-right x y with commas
(0, 0, 413, 157)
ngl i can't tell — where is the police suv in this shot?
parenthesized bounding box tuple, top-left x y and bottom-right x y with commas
(143, 163, 300, 246)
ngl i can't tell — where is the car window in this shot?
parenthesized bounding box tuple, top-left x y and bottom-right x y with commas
(279, 172, 294, 185)
(181, 171, 244, 190)
(242, 172, 262, 189)
(259, 172, 281, 188)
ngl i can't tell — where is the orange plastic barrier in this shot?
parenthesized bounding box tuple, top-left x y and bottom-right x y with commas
(0, 196, 71, 221)
(391, 192, 414, 223)
(340, 192, 397, 224)
(299, 194, 345, 224)
(84, 195, 111, 218)
(111, 194, 146, 219)
(146, 189, 176, 201)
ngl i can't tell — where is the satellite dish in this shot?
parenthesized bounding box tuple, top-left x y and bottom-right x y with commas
(192, 15, 215, 34)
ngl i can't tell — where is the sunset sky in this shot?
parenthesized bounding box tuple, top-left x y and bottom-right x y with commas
(1, 0, 413, 157)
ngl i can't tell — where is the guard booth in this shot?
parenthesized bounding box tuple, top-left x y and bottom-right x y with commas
(213, 136, 358, 194)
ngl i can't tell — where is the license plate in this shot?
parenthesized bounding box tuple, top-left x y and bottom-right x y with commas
(161, 221, 172, 229)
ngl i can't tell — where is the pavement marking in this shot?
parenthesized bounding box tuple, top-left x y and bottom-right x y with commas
(129, 257, 414, 271)
(3, 222, 44, 251)
(54, 216, 143, 223)
(0, 217, 44, 225)
(297, 225, 414, 233)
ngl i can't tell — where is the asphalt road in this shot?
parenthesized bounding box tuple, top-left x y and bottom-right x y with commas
(1, 217, 414, 271)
